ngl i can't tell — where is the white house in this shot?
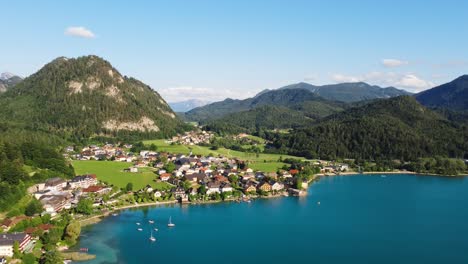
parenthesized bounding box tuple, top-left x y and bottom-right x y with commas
(0, 233, 32, 257)
(271, 182, 284, 191)
(206, 182, 221, 195)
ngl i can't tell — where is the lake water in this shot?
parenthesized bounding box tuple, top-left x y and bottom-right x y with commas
(77, 174, 468, 264)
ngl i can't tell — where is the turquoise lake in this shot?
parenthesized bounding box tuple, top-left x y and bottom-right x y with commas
(77, 174, 468, 264)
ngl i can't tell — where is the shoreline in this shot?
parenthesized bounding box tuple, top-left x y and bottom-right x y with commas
(78, 192, 288, 227)
(316, 171, 468, 177)
(78, 171, 467, 226)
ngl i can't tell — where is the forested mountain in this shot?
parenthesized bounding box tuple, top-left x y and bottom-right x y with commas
(266, 96, 468, 161)
(416, 75, 468, 111)
(204, 105, 312, 134)
(185, 81, 410, 124)
(264, 81, 411, 102)
(0, 56, 188, 141)
(185, 88, 344, 122)
(0, 72, 22, 93)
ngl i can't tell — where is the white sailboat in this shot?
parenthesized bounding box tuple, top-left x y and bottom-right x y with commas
(167, 216, 175, 227)
(149, 230, 156, 242)
(148, 220, 154, 224)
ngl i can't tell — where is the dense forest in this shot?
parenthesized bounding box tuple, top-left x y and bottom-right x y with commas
(0, 137, 74, 213)
(265, 96, 468, 161)
(0, 55, 189, 142)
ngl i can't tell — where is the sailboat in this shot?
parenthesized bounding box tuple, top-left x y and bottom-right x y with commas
(149, 230, 156, 242)
(167, 216, 175, 227)
(148, 220, 154, 224)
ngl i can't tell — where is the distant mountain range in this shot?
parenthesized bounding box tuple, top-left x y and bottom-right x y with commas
(260, 81, 412, 102)
(415, 75, 468, 111)
(169, 99, 211, 112)
(0, 72, 22, 93)
(184, 81, 411, 128)
(0, 56, 187, 140)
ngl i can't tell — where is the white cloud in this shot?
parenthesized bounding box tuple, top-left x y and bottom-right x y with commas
(330, 72, 434, 92)
(382, 59, 408, 67)
(159, 86, 249, 102)
(395, 74, 434, 91)
(331, 74, 361, 83)
(65, 26, 95, 38)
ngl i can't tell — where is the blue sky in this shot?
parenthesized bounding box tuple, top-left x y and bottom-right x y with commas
(1, 0, 467, 102)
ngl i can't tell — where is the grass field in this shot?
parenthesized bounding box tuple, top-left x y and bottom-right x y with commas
(249, 162, 286, 172)
(143, 139, 303, 172)
(72, 161, 172, 190)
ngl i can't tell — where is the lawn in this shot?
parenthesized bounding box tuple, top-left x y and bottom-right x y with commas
(72, 161, 172, 191)
(143, 139, 304, 171)
(249, 162, 286, 172)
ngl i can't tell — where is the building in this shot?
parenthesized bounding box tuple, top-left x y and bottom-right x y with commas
(39, 195, 69, 214)
(257, 182, 272, 192)
(243, 183, 257, 194)
(160, 173, 171, 181)
(69, 174, 97, 189)
(1, 217, 30, 232)
(0, 233, 32, 257)
(171, 187, 186, 198)
(206, 181, 221, 195)
(45, 177, 67, 191)
(220, 183, 233, 193)
(271, 182, 285, 191)
(82, 186, 111, 195)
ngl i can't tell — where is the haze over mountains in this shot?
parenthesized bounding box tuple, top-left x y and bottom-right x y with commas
(169, 99, 211, 112)
(0, 72, 22, 93)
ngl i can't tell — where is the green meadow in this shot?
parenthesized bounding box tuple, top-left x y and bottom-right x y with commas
(72, 160, 172, 190)
(143, 139, 302, 172)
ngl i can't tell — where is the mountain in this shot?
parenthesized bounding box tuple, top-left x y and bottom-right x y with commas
(169, 99, 211, 112)
(415, 75, 468, 111)
(0, 55, 187, 140)
(0, 72, 22, 93)
(185, 88, 343, 122)
(204, 105, 313, 134)
(185, 81, 410, 123)
(268, 96, 468, 161)
(276, 82, 411, 102)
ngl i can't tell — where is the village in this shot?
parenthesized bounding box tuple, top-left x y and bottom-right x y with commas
(0, 134, 351, 261)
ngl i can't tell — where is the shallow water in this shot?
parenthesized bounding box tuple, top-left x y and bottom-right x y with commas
(78, 174, 468, 264)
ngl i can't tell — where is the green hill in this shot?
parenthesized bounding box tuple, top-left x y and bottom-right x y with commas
(204, 105, 313, 134)
(185, 88, 346, 124)
(0, 55, 188, 141)
(268, 96, 468, 161)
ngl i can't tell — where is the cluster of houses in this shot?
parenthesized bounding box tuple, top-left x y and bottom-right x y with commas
(169, 130, 214, 145)
(26, 174, 111, 217)
(71, 143, 134, 161)
(137, 153, 308, 202)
